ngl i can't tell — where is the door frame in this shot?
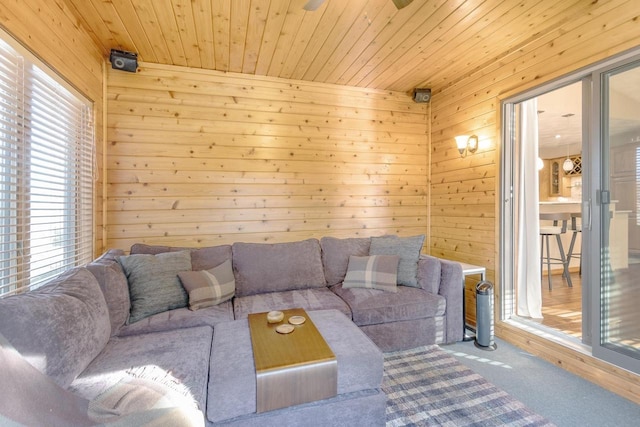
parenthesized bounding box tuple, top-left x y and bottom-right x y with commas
(500, 75, 586, 328)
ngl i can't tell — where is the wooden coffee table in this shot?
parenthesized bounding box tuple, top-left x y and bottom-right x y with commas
(248, 308, 337, 413)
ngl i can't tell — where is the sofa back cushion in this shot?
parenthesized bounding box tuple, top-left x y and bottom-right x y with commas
(0, 267, 111, 388)
(232, 239, 327, 297)
(130, 243, 232, 271)
(190, 245, 233, 270)
(86, 249, 130, 335)
(320, 236, 371, 286)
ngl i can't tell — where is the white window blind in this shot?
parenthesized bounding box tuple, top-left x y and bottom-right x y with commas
(0, 37, 93, 297)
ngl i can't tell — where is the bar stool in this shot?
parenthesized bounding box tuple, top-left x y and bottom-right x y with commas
(539, 212, 573, 290)
(567, 212, 582, 276)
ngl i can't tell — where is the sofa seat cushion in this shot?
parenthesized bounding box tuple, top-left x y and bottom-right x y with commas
(330, 283, 445, 326)
(208, 310, 382, 423)
(359, 317, 445, 351)
(232, 239, 327, 297)
(118, 301, 234, 337)
(232, 288, 351, 320)
(70, 326, 213, 413)
(0, 267, 111, 389)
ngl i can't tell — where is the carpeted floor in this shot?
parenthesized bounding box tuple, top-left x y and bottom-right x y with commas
(442, 337, 639, 426)
(383, 345, 555, 427)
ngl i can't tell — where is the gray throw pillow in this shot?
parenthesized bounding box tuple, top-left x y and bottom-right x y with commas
(369, 234, 425, 287)
(118, 251, 192, 323)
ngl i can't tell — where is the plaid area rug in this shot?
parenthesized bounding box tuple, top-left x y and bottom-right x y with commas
(383, 346, 556, 427)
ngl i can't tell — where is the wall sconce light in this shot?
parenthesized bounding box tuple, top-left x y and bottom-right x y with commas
(454, 135, 478, 157)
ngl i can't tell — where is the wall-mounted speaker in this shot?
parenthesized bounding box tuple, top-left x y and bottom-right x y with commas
(413, 88, 431, 103)
(109, 49, 138, 73)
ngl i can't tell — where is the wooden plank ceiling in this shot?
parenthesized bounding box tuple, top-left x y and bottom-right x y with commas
(64, 0, 599, 93)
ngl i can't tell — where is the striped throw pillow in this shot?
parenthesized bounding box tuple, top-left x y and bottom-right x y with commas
(178, 259, 235, 310)
(342, 255, 400, 293)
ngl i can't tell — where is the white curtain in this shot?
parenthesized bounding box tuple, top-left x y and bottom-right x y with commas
(516, 98, 543, 319)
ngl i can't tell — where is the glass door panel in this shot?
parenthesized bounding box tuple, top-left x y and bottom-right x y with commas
(596, 61, 640, 371)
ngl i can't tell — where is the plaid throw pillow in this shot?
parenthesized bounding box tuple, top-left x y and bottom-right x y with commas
(178, 259, 235, 310)
(342, 255, 400, 293)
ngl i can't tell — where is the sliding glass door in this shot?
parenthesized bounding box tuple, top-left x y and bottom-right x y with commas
(501, 50, 640, 376)
(591, 59, 640, 372)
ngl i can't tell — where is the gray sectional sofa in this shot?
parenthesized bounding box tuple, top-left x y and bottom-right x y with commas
(0, 235, 463, 426)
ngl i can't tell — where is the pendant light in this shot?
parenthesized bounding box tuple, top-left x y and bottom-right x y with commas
(561, 113, 574, 172)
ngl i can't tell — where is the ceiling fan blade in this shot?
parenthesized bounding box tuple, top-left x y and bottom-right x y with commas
(303, 0, 326, 11)
(392, 0, 414, 9)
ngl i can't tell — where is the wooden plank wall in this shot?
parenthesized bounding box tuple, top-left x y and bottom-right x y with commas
(430, 0, 640, 403)
(106, 62, 428, 251)
(0, 0, 105, 256)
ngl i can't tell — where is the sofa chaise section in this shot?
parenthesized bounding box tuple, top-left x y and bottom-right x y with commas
(70, 326, 213, 412)
(0, 266, 208, 425)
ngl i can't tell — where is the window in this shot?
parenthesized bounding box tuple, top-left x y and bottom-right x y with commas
(0, 36, 93, 297)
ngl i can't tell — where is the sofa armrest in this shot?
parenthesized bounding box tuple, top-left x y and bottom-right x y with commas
(438, 258, 463, 343)
(417, 255, 463, 343)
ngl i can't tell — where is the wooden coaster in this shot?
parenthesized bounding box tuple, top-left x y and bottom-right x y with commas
(275, 324, 295, 334)
(288, 315, 306, 325)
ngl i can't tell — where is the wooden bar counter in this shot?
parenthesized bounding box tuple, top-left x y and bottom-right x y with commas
(248, 308, 337, 413)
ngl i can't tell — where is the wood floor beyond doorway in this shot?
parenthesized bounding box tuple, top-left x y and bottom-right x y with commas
(541, 272, 582, 339)
(540, 266, 640, 349)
